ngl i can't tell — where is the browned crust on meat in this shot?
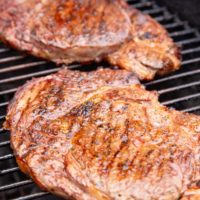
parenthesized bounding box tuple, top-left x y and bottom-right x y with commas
(180, 189, 200, 200)
(0, 0, 181, 81)
(4, 68, 199, 200)
(4, 68, 139, 199)
(0, 0, 130, 64)
(107, 8, 181, 80)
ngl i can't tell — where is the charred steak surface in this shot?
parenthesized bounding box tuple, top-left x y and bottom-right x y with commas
(0, 0, 180, 80)
(4, 69, 199, 200)
(0, 0, 130, 64)
(107, 7, 181, 80)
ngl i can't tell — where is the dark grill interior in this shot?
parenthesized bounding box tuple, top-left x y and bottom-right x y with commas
(0, 0, 200, 199)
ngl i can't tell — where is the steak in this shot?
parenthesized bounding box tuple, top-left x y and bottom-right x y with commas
(0, 0, 130, 65)
(4, 68, 199, 200)
(107, 7, 181, 80)
(0, 0, 180, 80)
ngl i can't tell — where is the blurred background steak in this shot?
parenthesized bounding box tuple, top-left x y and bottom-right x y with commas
(0, 0, 130, 65)
(0, 0, 180, 80)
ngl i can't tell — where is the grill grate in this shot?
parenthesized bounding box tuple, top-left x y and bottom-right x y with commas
(0, 0, 200, 199)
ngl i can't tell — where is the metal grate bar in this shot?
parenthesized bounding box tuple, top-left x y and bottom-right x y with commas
(182, 105, 200, 113)
(144, 7, 166, 15)
(164, 21, 185, 29)
(159, 80, 200, 94)
(0, 167, 19, 175)
(182, 46, 200, 55)
(177, 37, 200, 45)
(13, 192, 49, 200)
(0, 180, 33, 192)
(0, 88, 17, 96)
(0, 154, 14, 161)
(154, 15, 174, 23)
(0, 61, 47, 74)
(68, 64, 84, 69)
(182, 57, 200, 65)
(0, 115, 5, 120)
(133, 2, 153, 9)
(0, 48, 9, 53)
(162, 93, 200, 106)
(169, 29, 196, 37)
(0, 68, 59, 84)
(145, 69, 200, 86)
(0, 140, 10, 147)
(0, 101, 8, 107)
(0, 55, 25, 64)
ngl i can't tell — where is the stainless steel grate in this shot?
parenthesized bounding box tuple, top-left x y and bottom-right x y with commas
(0, 0, 200, 199)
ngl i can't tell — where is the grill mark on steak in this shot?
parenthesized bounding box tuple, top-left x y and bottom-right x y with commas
(4, 68, 199, 200)
(65, 89, 199, 199)
(107, 7, 181, 80)
(0, 0, 180, 80)
(13, 81, 50, 159)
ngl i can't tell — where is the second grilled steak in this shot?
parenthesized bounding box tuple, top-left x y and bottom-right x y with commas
(4, 68, 199, 200)
(107, 7, 181, 80)
(0, 0, 130, 64)
(0, 0, 180, 80)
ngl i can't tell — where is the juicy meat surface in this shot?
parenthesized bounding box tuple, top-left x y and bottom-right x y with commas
(0, 0, 180, 80)
(0, 0, 130, 64)
(107, 7, 181, 80)
(4, 68, 199, 200)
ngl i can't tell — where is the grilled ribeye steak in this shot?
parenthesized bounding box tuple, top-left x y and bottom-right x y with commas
(4, 69, 199, 200)
(107, 7, 181, 80)
(0, 0, 180, 80)
(0, 0, 130, 64)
